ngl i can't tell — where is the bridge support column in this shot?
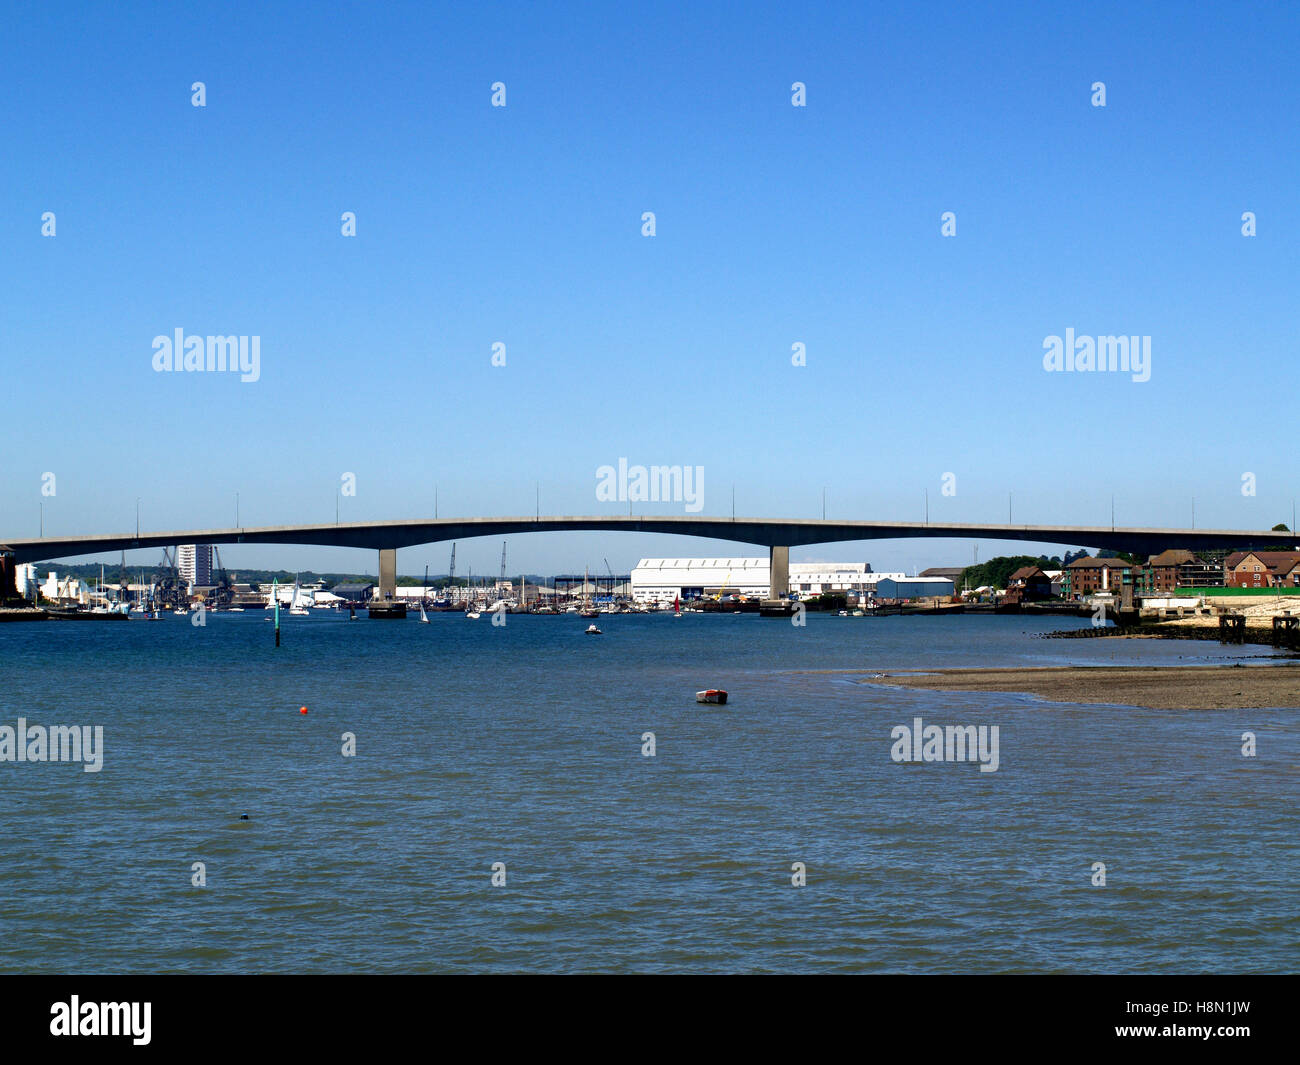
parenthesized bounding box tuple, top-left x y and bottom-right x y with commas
(378, 548, 397, 600)
(769, 545, 789, 599)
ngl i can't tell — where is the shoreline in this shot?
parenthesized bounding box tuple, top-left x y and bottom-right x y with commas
(856, 663, 1300, 710)
(1045, 617, 1300, 650)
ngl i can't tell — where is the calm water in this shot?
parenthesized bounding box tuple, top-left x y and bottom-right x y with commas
(1, 611, 1296, 973)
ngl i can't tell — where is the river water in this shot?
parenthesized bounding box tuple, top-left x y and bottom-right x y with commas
(0, 611, 1295, 973)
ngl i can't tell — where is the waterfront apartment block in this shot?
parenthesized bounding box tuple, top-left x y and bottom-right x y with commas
(177, 544, 213, 588)
(1057, 548, 1277, 600)
(1224, 550, 1300, 589)
(1060, 556, 1134, 598)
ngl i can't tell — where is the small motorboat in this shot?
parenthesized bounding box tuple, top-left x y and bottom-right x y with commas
(466, 610, 481, 619)
(695, 689, 728, 704)
(585, 623, 601, 635)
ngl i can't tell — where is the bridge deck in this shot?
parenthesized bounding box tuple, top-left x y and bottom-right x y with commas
(2, 516, 1295, 565)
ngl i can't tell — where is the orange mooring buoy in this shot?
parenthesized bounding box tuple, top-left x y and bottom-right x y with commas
(299, 706, 308, 715)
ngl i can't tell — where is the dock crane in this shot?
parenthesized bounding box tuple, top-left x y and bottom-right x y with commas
(152, 546, 184, 609)
(213, 546, 234, 607)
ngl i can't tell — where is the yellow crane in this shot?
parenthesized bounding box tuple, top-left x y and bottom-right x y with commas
(714, 570, 732, 601)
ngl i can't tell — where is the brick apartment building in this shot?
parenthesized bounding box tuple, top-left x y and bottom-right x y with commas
(1136, 549, 1224, 593)
(1224, 551, 1300, 589)
(1061, 556, 1134, 598)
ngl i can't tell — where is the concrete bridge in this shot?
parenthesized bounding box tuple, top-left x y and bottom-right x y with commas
(3, 516, 1295, 600)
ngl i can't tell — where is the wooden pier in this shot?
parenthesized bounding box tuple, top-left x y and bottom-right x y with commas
(1218, 614, 1247, 643)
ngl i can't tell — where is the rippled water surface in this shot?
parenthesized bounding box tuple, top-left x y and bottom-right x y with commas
(1, 611, 1295, 973)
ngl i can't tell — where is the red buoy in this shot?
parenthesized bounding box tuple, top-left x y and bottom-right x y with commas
(299, 706, 308, 715)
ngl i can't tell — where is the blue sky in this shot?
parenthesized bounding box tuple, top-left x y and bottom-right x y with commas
(2, 1, 1297, 578)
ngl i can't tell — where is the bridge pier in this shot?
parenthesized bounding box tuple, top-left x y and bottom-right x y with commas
(758, 546, 796, 617)
(769, 545, 789, 598)
(368, 548, 406, 618)
(378, 548, 397, 600)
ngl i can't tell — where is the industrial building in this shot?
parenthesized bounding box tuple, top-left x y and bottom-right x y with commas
(872, 577, 956, 600)
(629, 558, 906, 603)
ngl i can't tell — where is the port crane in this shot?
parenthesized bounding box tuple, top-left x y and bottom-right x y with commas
(212, 546, 234, 607)
(150, 546, 185, 609)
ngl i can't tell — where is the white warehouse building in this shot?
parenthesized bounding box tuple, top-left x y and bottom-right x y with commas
(629, 558, 907, 604)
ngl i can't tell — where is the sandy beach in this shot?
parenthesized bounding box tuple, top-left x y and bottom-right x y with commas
(859, 664, 1300, 710)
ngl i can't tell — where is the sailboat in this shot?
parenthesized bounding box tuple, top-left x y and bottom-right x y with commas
(465, 564, 480, 617)
(420, 566, 431, 623)
(289, 574, 310, 615)
(579, 567, 599, 618)
(673, 595, 682, 618)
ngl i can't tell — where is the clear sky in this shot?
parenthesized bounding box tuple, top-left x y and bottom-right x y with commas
(2, 1, 1296, 578)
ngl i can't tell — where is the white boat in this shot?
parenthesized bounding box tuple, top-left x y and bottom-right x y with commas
(288, 574, 309, 615)
(465, 610, 481, 619)
(695, 689, 728, 704)
(585, 623, 601, 635)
